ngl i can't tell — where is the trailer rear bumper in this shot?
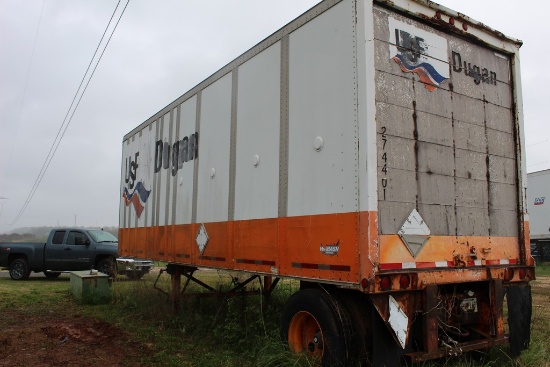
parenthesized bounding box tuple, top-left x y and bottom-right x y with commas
(370, 277, 532, 363)
(406, 336, 509, 362)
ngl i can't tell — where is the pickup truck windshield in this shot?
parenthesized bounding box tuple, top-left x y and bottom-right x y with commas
(88, 230, 118, 243)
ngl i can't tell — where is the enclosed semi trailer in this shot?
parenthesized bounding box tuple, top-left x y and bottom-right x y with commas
(120, 0, 533, 364)
(527, 169, 550, 260)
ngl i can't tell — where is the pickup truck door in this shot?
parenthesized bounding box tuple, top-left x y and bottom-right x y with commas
(63, 230, 93, 270)
(43, 230, 67, 271)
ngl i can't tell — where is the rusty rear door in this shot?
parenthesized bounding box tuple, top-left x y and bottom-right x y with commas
(372, 3, 525, 274)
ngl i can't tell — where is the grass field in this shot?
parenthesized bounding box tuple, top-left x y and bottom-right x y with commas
(0, 266, 548, 367)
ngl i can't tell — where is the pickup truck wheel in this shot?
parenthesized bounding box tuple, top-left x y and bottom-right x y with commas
(9, 258, 31, 280)
(97, 258, 115, 277)
(44, 271, 61, 279)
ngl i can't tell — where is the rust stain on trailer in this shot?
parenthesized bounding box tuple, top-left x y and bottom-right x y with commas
(379, 234, 521, 266)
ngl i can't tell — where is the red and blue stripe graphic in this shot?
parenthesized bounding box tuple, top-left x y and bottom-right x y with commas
(392, 54, 447, 91)
(122, 181, 151, 218)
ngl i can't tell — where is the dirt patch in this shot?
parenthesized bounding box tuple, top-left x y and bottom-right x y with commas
(0, 313, 148, 367)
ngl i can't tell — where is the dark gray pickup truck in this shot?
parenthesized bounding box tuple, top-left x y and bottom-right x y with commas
(0, 228, 153, 280)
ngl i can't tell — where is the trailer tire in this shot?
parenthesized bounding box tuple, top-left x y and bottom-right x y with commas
(97, 257, 116, 277)
(508, 284, 532, 356)
(9, 258, 31, 280)
(280, 287, 352, 366)
(337, 290, 372, 366)
(44, 271, 61, 278)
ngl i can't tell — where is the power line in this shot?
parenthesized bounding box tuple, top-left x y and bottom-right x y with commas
(527, 138, 550, 148)
(10, 0, 131, 225)
(4, 0, 46, 192)
(527, 160, 550, 168)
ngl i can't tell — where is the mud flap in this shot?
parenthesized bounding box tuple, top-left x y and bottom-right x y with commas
(372, 306, 403, 367)
(507, 283, 531, 356)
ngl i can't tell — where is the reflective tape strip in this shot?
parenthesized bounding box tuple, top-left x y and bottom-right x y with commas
(198, 256, 225, 262)
(379, 259, 519, 271)
(486, 259, 517, 266)
(291, 262, 351, 272)
(236, 258, 276, 266)
(379, 263, 410, 270)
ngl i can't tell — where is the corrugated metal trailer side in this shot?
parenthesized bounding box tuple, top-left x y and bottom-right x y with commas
(527, 169, 550, 262)
(527, 169, 550, 241)
(121, 0, 370, 285)
(120, 0, 533, 364)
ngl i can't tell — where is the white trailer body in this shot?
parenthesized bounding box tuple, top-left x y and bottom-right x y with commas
(528, 170, 550, 241)
(120, 0, 533, 364)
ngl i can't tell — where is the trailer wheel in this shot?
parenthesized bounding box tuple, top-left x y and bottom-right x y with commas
(280, 288, 352, 366)
(9, 258, 31, 280)
(44, 271, 61, 279)
(97, 257, 116, 277)
(337, 290, 372, 365)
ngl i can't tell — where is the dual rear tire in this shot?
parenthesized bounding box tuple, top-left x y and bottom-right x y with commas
(280, 287, 357, 366)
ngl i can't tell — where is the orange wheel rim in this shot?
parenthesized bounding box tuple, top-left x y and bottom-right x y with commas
(288, 311, 324, 358)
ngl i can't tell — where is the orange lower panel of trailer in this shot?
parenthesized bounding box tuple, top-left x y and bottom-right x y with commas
(119, 212, 527, 285)
(119, 212, 368, 283)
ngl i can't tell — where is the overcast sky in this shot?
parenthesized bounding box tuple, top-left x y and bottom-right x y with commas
(1, 0, 548, 233)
